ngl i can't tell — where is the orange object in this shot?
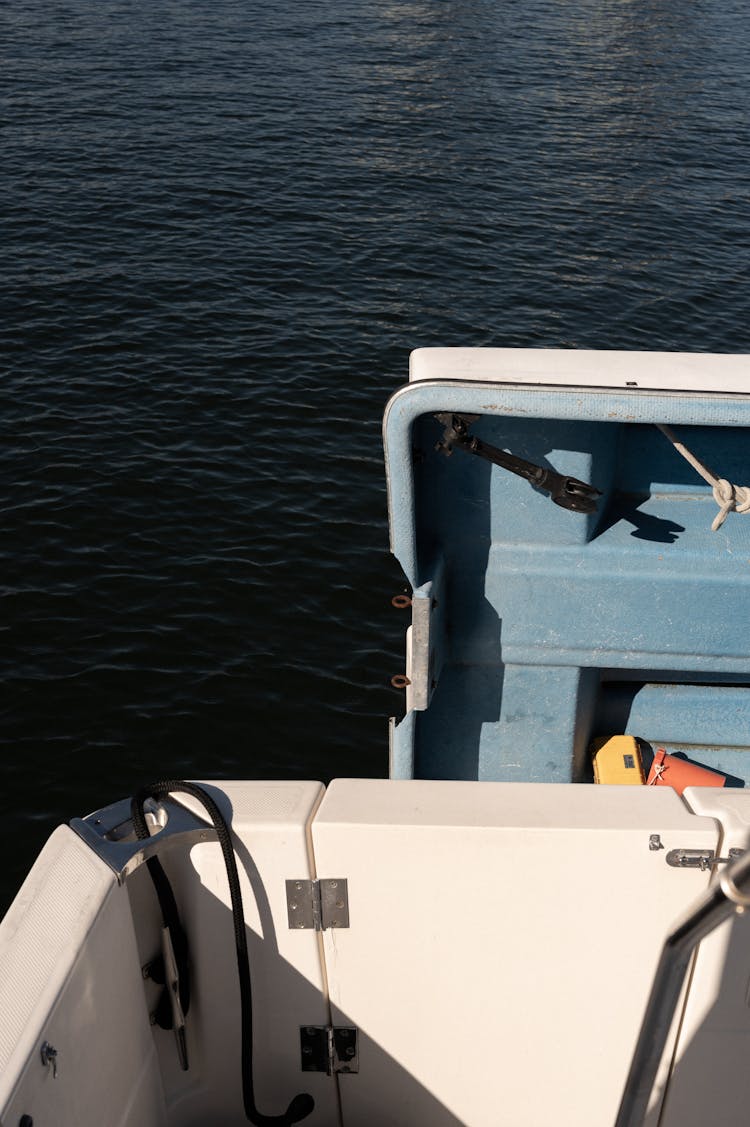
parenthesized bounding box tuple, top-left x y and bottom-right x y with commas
(646, 748, 726, 795)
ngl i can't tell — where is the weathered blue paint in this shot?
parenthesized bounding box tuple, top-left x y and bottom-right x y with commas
(384, 375, 750, 784)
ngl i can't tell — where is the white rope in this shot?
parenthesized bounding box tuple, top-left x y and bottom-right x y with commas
(657, 423, 750, 532)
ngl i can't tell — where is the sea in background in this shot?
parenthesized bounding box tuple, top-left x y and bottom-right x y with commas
(3, 0, 750, 911)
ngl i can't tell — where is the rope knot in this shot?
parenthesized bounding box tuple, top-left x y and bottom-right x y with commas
(657, 424, 750, 532)
(711, 480, 750, 531)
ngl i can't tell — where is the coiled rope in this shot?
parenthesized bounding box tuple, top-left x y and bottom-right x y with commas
(657, 423, 750, 531)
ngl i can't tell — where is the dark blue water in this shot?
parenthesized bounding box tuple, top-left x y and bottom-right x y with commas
(3, 0, 750, 909)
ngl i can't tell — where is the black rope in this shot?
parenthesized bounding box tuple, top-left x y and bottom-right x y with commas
(132, 780, 314, 1127)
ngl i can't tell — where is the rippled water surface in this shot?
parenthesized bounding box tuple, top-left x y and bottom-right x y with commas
(3, 0, 750, 908)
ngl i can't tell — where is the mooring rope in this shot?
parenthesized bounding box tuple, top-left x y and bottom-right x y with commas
(657, 423, 750, 531)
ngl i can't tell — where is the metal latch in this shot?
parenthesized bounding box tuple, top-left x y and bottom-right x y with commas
(40, 1041, 58, 1079)
(300, 1026, 358, 1074)
(286, 879, 349, 930)
(666, 848, 744, 871)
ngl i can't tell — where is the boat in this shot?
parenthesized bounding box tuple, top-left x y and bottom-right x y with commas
(2, 347, 750, 1126)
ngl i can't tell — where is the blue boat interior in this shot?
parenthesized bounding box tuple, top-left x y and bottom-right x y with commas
(384, 380, 750, 785)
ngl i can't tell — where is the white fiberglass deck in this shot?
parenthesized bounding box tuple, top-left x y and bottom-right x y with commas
(3, 779, 748, 1127)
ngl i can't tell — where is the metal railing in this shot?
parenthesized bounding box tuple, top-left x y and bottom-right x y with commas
(615, 847, 750, 1127)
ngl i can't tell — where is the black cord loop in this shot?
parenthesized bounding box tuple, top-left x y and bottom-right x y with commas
(131, 780, 314, 1127)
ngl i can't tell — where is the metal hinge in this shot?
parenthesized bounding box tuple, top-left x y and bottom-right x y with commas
(667, 848, 744, 871)
(285, 879, 349, 930)
(300, 1026, 358, 1074)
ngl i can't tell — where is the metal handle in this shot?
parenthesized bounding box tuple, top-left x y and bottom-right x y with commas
(615, 848, 750, 1127)
(434, 413, 601, 514)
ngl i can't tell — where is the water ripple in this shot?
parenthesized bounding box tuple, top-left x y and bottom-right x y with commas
(3, 0, 750, 905)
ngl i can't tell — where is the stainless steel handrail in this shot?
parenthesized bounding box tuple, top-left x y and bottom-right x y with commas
(615, 847, 750, 1127)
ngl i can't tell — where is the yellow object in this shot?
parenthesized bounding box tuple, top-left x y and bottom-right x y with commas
(591, 736, 645, 785)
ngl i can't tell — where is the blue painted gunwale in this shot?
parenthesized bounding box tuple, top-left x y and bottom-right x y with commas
(384, 378, 750, 785)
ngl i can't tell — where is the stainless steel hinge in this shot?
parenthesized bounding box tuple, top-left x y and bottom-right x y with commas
(667, 847, 744, 871)
(285, 879, 349, 930)
(300, 1026, 358, 1074)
